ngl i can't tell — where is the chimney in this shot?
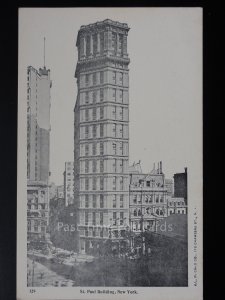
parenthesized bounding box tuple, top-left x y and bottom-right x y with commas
(157, 162, 160, 174)
(160, 161, 162, 174)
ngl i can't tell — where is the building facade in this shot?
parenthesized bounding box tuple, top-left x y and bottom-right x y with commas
(74, 19, 130, 253)
(64, 161, 75, 206)
(129, 162, 169, 233)
(167, 197, 187, 215)
(27, 66, 52, 244)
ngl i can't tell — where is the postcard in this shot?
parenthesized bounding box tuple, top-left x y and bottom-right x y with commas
(17, 7, 203, 300)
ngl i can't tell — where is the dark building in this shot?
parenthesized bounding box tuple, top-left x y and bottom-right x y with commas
(173, 168, 188, 204)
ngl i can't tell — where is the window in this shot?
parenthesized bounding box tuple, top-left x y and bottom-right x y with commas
(112, 106, 116, 119)
(85, 75, 89, 87)
(85, 160, 89, 173)
(160, 197, 164, 203)
(85, 92, 89, 104)
(100, 88, 104, 102)
(93, 125, 96, 138)
(113, 212, 117, 225)
(93, 73, 97, 85)
(85, 109, 89, 121)
(85, 229, 88, 237)
(156, 196, 159, 203)
(93, 177, 97, 190)
(92, 142, 96, 155)
(120, 195, 124, 208)
(85, 144, 89, 156)
(100, 32, 104, 55)
(100, 124, 104, 137)
(120, 212, 124, 225)
(100, 177, 104, 190)
(112, 159, 117, 173)
(112, 71, 116, 84)
(146, 181, 150, 187)
(93, 107, 96, 120)
(113, 195, 116, 208)
(133, 194, 137, 204)
(100, 160, 104, 173)
(85, 126, 89, 138)
(119, 89, 123, 103)
(93, 160, 97, 173)
(119, 72, 123, 85)
(120, 160, 124, 172)
(112, 124, 116, 137)
(92, 212, 96, 225)
(100, 107, 104, 120)
(112, 88, 116, 101)
(118, 34, 123, 54)
(112, 143, 117, 155)
(112, 32, 117, 54)
(93, 34, 97, 54)
(85, 178, 89, 190)
(120, 107, 123, 120)
(113, 177, 116, 190)
(86, 36, 91, 56)
(100, 195, 104, 208)
(85, 212, 88, 225)
(100, 212, 103, 225)
(100, 71, 104, 84)
(85, 195, 89, 208)
(93, 91, 97, 104)
(120, 142, 123, 155)
(93, 195, 97, 208)
(100, 142, 104, 155)
(120, 177, 124, 190)
(120, 124, 123, 138)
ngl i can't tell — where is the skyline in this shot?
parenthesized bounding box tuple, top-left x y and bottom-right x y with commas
(19, 8, 202, 185)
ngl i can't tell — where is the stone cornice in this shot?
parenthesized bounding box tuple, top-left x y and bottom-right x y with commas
(75, 56, 130, 77)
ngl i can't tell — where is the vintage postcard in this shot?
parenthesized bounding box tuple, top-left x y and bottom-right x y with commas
(17, 7, 203, 300)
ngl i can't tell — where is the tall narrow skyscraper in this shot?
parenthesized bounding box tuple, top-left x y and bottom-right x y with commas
(74, 19, 130, 253)
(27, 66, 52, 244)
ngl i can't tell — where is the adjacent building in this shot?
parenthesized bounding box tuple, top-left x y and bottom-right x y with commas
(74, 19, 130, 253)
(56, 185, 64, 199)
(129, 162, 169, 233)
(174, 168, 188, 204)
(63, 162, 75, 206)
(27, 65, 52, 244)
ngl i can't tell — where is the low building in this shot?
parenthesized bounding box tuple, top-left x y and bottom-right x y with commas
(167, 196, 187, 215)
(129, 161, 169, 233)
(27, 182, 49, 244)
(56, 185, 64, 199)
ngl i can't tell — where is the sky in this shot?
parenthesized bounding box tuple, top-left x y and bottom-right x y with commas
(19, 8, 202, 186)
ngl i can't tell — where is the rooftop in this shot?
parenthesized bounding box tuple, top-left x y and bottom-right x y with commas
(79, 19, 129, 31)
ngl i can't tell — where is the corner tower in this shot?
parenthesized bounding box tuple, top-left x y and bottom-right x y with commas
(74, 19, 130, 253)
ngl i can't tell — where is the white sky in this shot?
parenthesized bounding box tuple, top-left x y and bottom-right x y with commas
(19, 8, 202, 186)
